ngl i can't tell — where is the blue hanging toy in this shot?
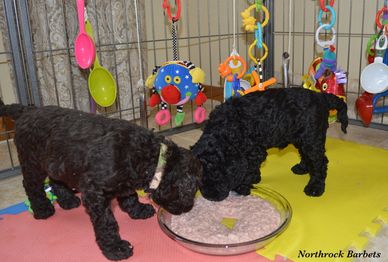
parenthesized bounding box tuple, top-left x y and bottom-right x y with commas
(146, 60, 207, 126)
(145, 1, 207, 126)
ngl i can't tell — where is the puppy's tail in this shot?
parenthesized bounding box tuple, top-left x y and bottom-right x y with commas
(0, 98, 33, 120)
(323, 93, 348, 134)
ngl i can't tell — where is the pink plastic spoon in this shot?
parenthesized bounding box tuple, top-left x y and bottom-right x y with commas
(74, 0, 95, 69)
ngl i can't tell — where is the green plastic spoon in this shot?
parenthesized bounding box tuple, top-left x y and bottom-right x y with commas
(85, 20, 117, 107)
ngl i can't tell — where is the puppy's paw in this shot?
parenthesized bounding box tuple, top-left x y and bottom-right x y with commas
(57, 196, 81, 210)
(128, 203, 155, 219)
(304, 183, 325, 197)
(102, 240, 133, 261)
(291, 163, 309, 175)
(33, 203, 55, 219)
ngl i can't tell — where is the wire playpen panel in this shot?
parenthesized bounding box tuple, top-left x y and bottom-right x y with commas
(273, 0, 387, 126)
(0, 0, 387, 178)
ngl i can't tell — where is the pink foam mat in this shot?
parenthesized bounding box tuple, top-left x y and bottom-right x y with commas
(0, 203, 288, 262)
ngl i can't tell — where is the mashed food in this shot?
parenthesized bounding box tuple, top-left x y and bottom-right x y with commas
(170, 194, 281, 244)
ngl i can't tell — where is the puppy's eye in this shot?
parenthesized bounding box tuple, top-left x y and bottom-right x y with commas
(322, 83, 328, 91)
(174, 76, 181, 84)
(165, 75, 172, 83)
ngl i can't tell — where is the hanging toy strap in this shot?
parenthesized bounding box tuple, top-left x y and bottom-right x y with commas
(163, 0, 181, 61)
(171, 21, 179, 60)
(319, 0, 334, 12)
(239, 0, 276, 95)
(163, 0, 181, 22)
(303, 0, 347, 94)
(315, 1, 336, 48)
(255, 59, 264, 83)
(241, 1, 270, 65)
(376, 5, 388, 30)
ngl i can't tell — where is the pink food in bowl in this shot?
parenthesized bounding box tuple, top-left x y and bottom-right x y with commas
(170, 194, 281, 244)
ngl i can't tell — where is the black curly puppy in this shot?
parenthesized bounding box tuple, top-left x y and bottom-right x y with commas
(0, 100, 201, 261)
(191, 88, 347, 201)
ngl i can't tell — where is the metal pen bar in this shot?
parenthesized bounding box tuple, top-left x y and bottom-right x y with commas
(125, 0, 137, 121)
(17, 0, 40, 106)
(3, 0, 28, 105)
(42, 1, 61, 107)
(357, 0, 367, 99)
(301, 0, 306, 77)
(150, 0, 159, 130)
(0, 167, 21, 180)
(186, 0, 195, 122)
(207, 0, 214, 109)
(291, 0, 295, 85)
(150, 0, 157, 66)
(263, 0, 274, 81)
(134, 0, 148, 128)
(345, 0, 352, 97)
(62, 1, 77, 111)
(217, 0, 222, 95)
(162, 1, 172, 129)
(197, 0, 203, 67)
(108, 0, 122, 119)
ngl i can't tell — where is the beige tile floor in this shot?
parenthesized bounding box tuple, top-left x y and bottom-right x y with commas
(0, 123, 387, 256)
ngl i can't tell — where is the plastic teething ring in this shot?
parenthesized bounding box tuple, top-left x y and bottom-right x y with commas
(163, 0, 181, 22)
(255, 0, 263, 11)
(194, 107, 206, 124)
(258, 5, 269, 27)
(244, 4, 270, 28)
(319, 0, 335, 12)
(155, 109, 171, 126)
(255, 23, 263, 48)
(375, 34, 388, 52)
(318, 6, 337, 30)
(315, 24, 336, 48)
(224, 56, 247, 82)
(367, 34, 378, 56)
(249, 40, 268, 64)
(376, 7, 388, 29)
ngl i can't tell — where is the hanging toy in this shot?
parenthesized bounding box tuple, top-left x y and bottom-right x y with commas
(356, 2, 388, 127)
(147, 0, 207, 126)
(146, 60, 206, 126)
(304, 51, 346, 99)
(366, 34, 379, 64)
(238, 0, 276, 96)
(218, 50, 248, 100)
(302, 0, 347, 123)
(303, 1, 346, 98)
(218, 0, 250, 101)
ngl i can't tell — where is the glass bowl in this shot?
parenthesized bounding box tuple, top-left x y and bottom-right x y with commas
(157, 186, 292, 256)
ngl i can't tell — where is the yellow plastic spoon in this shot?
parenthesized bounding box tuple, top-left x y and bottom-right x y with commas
(85, 20, 117, 107)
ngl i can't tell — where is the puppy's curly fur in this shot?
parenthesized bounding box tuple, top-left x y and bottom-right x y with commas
(0, 100, 201, 261)
(191, 88, 348, 201)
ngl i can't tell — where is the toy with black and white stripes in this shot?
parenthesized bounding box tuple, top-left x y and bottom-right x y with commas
(145, 0, 207, 126)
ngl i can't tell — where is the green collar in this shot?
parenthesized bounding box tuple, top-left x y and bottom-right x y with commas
(149, 143, 168, 190)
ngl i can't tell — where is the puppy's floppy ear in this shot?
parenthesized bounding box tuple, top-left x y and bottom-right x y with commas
(176, 150, 202, 207)
(177, 147, 202, 179)
(191, 134, 218, 157)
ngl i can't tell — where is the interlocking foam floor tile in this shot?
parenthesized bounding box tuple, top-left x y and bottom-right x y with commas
(0, 202, 278, 262)
(1, 138, 387, 262)
(256, 138, 388, 262)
